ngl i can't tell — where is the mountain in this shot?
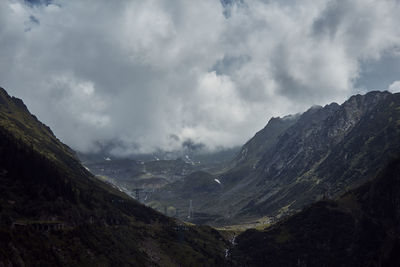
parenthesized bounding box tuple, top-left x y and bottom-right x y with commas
(78, 144, 240, 170)
(230, 156, 400, 266)
(148, 171, 224, 224)
(234, 114, 299, 167)
(78, 145, 239, 194)
(232, 91, 400, 219)
(82, 158, 195, 190)
(0, 87, 230, 266)
(149, 91, 400, 225)
(146, 114, 298, 223)
(221, 113, 300, 187)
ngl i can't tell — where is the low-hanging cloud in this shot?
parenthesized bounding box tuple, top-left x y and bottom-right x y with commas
(1, 0, 400, 155)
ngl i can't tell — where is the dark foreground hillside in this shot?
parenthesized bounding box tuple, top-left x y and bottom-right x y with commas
(0, 87, 229, 266)
(230, 157, 400, 267)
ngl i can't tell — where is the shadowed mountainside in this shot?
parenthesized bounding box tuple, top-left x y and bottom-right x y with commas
(0, 87, 230, 266)
(230, 156, 400, 266)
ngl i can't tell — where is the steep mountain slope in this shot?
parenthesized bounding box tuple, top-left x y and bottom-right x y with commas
(235, 115, 299, 166)
(151, 91, 400, 225)
(230, 156, 400, 266)
(198, 91, 400, 223)
(224, 114, 299, 185)
(147, 113, 299, 223)
(0, 87, 229, 266)
(238, 91, 400, 217)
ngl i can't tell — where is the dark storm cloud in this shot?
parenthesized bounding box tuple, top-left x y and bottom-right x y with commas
(220, 0, 245, 18)
(29, 15, 39, 24)
(270, 44, 308, 99)
(312, 0, 349, 38)
(24, 0, 53, 7)
(1, 0, 400, 155)
(212, 55, 251, 76)
(182, 139, 205, 152)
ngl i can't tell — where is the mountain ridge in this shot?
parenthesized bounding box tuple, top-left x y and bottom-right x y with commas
(226, 90, 399, 221)
(149, 90, 400, 225)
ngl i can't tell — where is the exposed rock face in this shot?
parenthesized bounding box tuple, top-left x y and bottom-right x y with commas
(155, 91, 399, 225)
(234, 91, 399, 219)
(234, 114, 300, 166)
(225, 91, 398, 220)
(143, 91, 400, 226)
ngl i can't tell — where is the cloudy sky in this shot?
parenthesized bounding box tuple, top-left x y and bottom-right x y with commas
(1, 0, 400, 155)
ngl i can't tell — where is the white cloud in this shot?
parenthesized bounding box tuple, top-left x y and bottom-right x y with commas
(389, 81, 400, 93)
(1, 0, 400, 155)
